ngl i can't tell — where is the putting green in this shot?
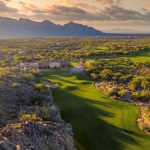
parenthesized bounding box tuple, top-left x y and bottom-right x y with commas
(40, 72, 150, 150)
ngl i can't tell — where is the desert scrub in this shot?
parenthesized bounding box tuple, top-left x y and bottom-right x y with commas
(20, 114, 38, 122)
(11, 82, 20, 88)
(107, 88, 116, 96)
(22, 73, 33, 80)
(118, 89, 128, 97)
(34, 83, 47, 91)
(138, 106, 150, 134)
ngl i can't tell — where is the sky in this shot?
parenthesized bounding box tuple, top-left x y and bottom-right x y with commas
(0, 0, 150, 33)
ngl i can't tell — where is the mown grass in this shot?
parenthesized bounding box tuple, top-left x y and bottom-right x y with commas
(120, 48, 150, 62)
(103, 48, 150, 63)
(38, 71, 150, 150)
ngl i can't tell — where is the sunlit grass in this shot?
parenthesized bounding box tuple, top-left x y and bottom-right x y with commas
(38, 72, 150, 150)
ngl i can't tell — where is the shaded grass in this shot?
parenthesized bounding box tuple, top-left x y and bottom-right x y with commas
(38, 72, 150, 150)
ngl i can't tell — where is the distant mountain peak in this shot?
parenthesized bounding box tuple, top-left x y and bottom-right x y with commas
(18, 18, 34, 22)
(65, 21, 77, 25)
(64, 21, 87, 27)
(42, 20, 56, 25)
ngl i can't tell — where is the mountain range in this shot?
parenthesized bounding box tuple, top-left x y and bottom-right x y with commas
(0, 17, 149, 38)
(0, 17, 106, 38)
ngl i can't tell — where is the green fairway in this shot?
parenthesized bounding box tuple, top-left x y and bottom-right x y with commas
(39, 72, 150, 150)
(120, 48, 150, 62)
(104, 48, 150, 63)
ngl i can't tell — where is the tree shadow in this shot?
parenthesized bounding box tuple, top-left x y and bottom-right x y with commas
(130, 48, 150, 57)
(46, 74, 91, 85)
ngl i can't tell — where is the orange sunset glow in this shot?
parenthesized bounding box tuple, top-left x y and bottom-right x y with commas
(0, 0, 150, 33)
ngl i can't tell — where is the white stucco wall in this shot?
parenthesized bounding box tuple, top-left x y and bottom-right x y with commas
(49, 62, 61, 68)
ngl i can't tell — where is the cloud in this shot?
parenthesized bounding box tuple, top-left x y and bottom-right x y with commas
(0, 0, 11, 2)
(0, 1, 18, 13)
(19, 1, 43, 13)
(63, 0, 97, 11)
(62, 0, 120, 6)
(47, 5, 88, 16)
(31, 5, 110, 21)
(1, 0, 142, 24)
(94, 0, 120, 5)
(35, 4, 149, 22)
(102, 5, 144, 20)
(1, 0, 148, 23)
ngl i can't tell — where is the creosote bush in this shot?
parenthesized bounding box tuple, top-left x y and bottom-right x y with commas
(34, 83, 46, 91)
(20, 114, 38, 122)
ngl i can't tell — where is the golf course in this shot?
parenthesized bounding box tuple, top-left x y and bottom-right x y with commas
(40, 72, 150, 150)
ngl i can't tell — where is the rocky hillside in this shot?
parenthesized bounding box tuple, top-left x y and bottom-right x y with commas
(0, 71, 76, 150)
(0, 121, 75, 150)
(0, 74, 41, 126)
